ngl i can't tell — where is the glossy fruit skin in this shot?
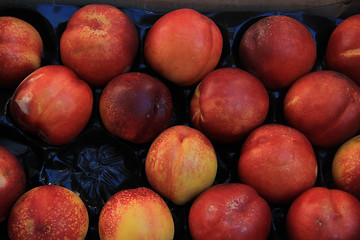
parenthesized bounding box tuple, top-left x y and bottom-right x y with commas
(188, 183, 272, 240)
(284, 70, 360, 148)
(98, 187, 174, 240)
(287, 187, 360, 240)
(190, 67, 269, 142)
(326, 14, 360, 86)
(60, 4, 139, 86)
(239, 15, 316, 89)
(0, 16, 43, 88)
(8, 185, 89, 240)
(99, 72, 173, 144)
(0, 146, 26, 223)
(238, 124, 318, 204)
(332, 135, 360, 198)
(144, 8, 223, 87)
(145, 125, 218, 205)
(10, 65, 93, 146)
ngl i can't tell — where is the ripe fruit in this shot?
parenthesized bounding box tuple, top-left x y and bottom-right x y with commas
(144, 8, 223, 86)
(10, 65, 93, 146)
(239, 15, 316, 89)
(0, 16, 43, 88)
(99, 72, 173, 143)
(60, 4, 139, 86)
(238, 124, 318, 204)
(8, 185, 89, 240)
(0, 146, 26, 223)
(284, 70, 360, 148)
(188, 183, 272, 240)
(326, 14, 360, 86)
(145, 125, 217, 205)
(190, 67, 269, 142)
(287, 187, 360, 240)
(332, 135, 360, 198)
(98, 187, 174, 240)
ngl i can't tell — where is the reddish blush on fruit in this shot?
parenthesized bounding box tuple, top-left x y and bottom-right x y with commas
(144, 8, 223, 86)
(98, 187, 174, 240)
(145, 125, 217, 205)
(284, 70, 360, 148)
(0, 146, 26, 223)
(0, 16, 43, 88)
(10, 65, 93, 146)
(188, 183, 272, 240)
(99, 72, 173, 144)
(190, 67, 269, 142)
(60, 4, 139, 86)
(238, 124, 318, 204)
(326, 14, 360, 86)
(332, 135, 360, 198)
(8, 185, 89, 240)
(287, 187, 360, 240)
(239, 15, 316, 89)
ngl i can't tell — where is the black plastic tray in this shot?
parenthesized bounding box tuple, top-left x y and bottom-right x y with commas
(0, 4, 349, 239)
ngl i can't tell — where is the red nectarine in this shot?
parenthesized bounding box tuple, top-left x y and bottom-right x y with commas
(60, 4, 139, 86)
(98, 187, 174, 240)
(99, 72, 173, 144)
(145, 125, 217, 205)
(10, 65, 93, 146)
(238, 124, 318, 204)
(144, 8, 223, 86)
(190, 67, 269, 142)
(239, 15, 316, 89)
(0, 16, 43, 88)
(8, 185, 89, 240)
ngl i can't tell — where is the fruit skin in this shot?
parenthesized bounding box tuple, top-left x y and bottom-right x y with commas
(60, 4, 139, 86)
(239, 15, 316, 89)
(190, 67, 269, 142)
(99, 72, 173, 144)
(326, 14, 360, 86)
(98, 187, 174, 240)
(284, 70, 360, 148)
(145, 125, 218, 205)
(238, 123, 318, 204)
(144, 8, 223, 87)
(286, 187, 360, 240)
(10, 65, 93, 146)
(7, 184, 89, 240)
(0, 146, 26, 223)
(0, 16, 43, 88)
(332, 135, 360, 199)
(188, 183, 272, 240)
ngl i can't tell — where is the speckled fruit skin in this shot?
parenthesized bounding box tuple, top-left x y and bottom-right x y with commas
(188, 183, 272, 240)
(326, 14, 360, 86)
(239, 15, 316, 89)
(10, 65, 93, 146)
(98, 187, 174, 240)
(284, 70, 360, 148)
(60, 4, 139, 86)
(144, 8, 223, 87)
(287, 187, 360, 240)
(190, 67, 269, 142)
(99, 72, 173, 144)
(8, 185, 89, 240)
(0, 16, 43, 88)
(238, 124, 318, 204)
(332, 135, 360, 198)
(0, 146, 26, 223)
(145, 125, 218, 205)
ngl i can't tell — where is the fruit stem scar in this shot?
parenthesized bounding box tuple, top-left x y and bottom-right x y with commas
(284, 96, 300, 108)
(341, 48, 360, 57)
